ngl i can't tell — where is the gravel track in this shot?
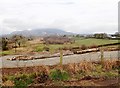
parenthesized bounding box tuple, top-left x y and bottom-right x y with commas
(0, 51, 119, 68)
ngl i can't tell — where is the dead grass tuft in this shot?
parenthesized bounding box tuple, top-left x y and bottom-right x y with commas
(2, 80, 14, 86)
(78, 61, 95, 72)
(103, 60, 118, 70)
(32, 65, 50, 75)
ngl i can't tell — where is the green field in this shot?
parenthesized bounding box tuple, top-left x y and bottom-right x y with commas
(74, 38, 118, 46)
(0, 51, 14, 56)
(35, 38, 118, 52)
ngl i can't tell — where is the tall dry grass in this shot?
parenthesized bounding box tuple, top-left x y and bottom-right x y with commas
(65, 61, 95, 74)
(103, 60, 118, 70)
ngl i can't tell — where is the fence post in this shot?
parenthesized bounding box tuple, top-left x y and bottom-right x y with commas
(100, 47, 104, 67)
(60, 49, 63, 65)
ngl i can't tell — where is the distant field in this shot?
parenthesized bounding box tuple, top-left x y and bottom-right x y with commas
(35, 38, 118, 52)
(0, 38, 119, 56)
(73, 38, 118, 46)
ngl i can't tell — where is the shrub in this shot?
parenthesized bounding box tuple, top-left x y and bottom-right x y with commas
(50, 69, 69, 81)
(35, 72, 49, 83)
(89, 44, 98, 48)
(35, 46, 44, 52)
(62, 46, 71, 50)
(43, 46, 49, 51)
(80, 45, 87, 50)
(2, 37, 8, 50)
(11, 74, 33, 88)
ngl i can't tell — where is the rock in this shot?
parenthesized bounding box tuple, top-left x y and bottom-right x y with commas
(81, 76, 93, 80)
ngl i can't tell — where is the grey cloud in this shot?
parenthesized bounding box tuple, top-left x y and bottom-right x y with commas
(2, 19, 31, 30)
(57, 2, 75, 5)
(0, 0, 119, 35)
(23, 1, 75, 6)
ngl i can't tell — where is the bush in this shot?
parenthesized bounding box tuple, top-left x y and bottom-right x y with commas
(89, 44, 98, 48)
(2, 37, 8, 50)
(62, 46, 70, 50)
(80, 45, 87, 50)
(35, 46, 44, 52)
(43, 46, 49, 51)
(50, 69, 69, 81)
(11, 74, 33, 88)
(35, 72, 49, 83)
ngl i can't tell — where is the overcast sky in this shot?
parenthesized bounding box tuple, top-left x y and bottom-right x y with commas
(0, 0, 119, 35)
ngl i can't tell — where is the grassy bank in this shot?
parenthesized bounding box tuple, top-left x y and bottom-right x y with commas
(2, 60, 120, 87)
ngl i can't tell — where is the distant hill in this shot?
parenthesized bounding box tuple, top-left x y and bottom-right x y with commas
(10, 28, 74, 37)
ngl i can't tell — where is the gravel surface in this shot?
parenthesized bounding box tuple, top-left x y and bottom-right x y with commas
(0, 51, 119, 68)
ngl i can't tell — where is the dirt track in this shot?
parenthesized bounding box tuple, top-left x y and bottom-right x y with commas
(0, 51, 119, 68)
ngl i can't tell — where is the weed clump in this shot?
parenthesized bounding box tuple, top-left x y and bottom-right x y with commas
(11, 74, 33, 88)
(50, 69, 69, 81)
(35, 72, 49, 83)
(80, 45, 87, 50)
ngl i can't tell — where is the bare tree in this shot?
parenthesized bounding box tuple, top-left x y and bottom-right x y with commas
(1, 37, 8, 50)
